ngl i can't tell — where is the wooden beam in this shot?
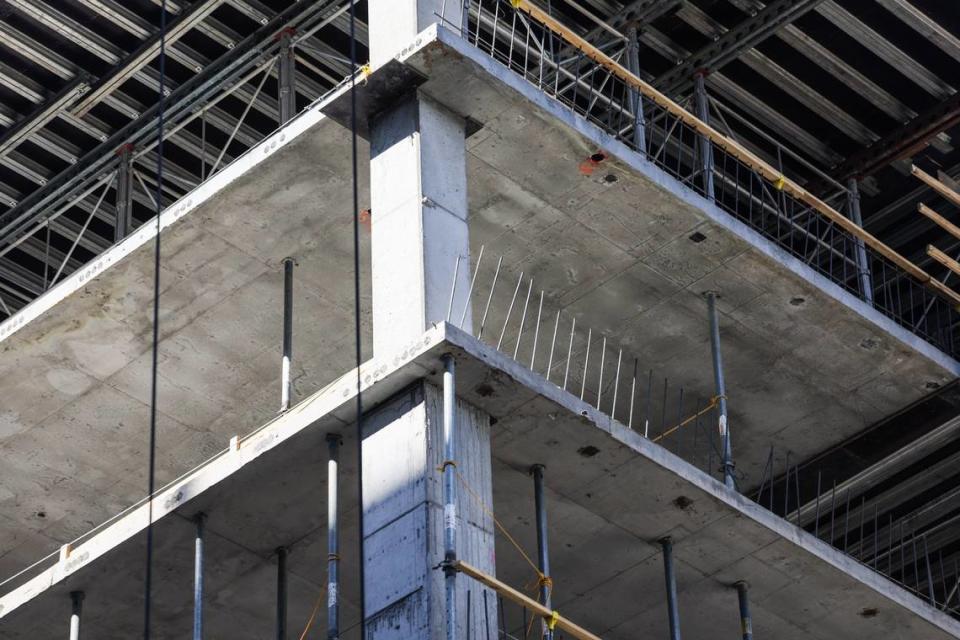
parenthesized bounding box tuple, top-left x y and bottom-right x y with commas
(510, 0, 960, 307)
(918, 203, 960, 243)
(928, 245, 960, 278)
(913, 165, 960, 209)
(454, 561, 602, 640)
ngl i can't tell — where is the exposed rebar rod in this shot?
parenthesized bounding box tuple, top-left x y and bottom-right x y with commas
(327, 433, 341, 639)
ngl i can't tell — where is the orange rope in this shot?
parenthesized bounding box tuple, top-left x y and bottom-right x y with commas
(652, 395, 724, 443)
(298, 585, 326, 640)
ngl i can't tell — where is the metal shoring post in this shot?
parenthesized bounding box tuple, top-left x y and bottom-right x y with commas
(276, 546, 288, 640)
(193, 513, 206, 640)
(624, 26, 645, 151)
(326, 433, 342, 640)
(115, 143, 134, 242)
(660, 537, 682, 640)
(735, 581, 753, 640)
(846, 178, 874, 305)
(69, 591, 84, 640)
(278, 28, 297, 125)
(693, 71, 715, 202)
(706, 292, 734, 489)
(442, 354, 458, 640)
(530, 464, 553, 640)
(280, 257, 295, 412)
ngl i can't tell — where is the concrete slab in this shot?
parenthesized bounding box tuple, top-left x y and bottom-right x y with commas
(0, 22, 958, 616)
(1, 324, 956, 639)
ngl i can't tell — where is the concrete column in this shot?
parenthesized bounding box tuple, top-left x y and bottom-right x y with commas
(368, 0, 463, 67)
(369, 92, 473, 356)
(361, 381, 495, 638)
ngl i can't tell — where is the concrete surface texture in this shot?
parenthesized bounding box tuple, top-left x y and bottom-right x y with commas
(1, 25, 956, 589)
(1, 325, 956, 639)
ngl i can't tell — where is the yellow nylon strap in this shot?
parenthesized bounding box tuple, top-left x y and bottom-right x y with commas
(546, 610, 560, 630)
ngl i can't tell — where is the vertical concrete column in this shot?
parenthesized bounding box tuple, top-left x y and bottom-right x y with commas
(369, 91, 473, 356)
(115, 143, 134, 242)
(368, 0, 463, 67)
(361, 380, 495, 638)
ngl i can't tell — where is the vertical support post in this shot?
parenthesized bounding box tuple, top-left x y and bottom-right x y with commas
(69, 591, 84, 640)
(278, 28, 297, 125)
(115, 143, 134, 242)
(846, 178, 874, 305)
(660, 537, 682, 640)
(276, 547, 287, 640)
(442, 353, 458, 640)
(624, 26, 645, 151)
(735, 581, 753, 640)
(193, 513, 206, 640)
(693, 72, 715, 201)
(280, 257, 295, 412)
(326, 433, 342, 640)
(705, 292, 734, 489)
(531, 464, 553, 640)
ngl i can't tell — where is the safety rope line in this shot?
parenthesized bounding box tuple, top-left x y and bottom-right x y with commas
(143, 2, 168, 638)
(651, 394, 725, 444)
(347, 0, 366, 636)
(297, 585, 328, 640)
(445, 466, 558, 635)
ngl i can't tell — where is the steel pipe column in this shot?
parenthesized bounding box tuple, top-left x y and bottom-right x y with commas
(660, 537, 682, 640)
(846, 179, 874, 304)
(69, 591, 84, 640)
(280, 257, 294, 411)
(531, 464, 553, 640)
(115, 144, 134, 242)
(193, 513, 206, 640)
(736, 581, 753, 640)
(326, 433, 342, 640)
(278, 28, 296, 124)
(693, 72, 715, 201)
(625, 26, 646, 150)
(442, 353, 458, 640)
(706, 291, 735, 489)
(276, 547, 287, 640)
